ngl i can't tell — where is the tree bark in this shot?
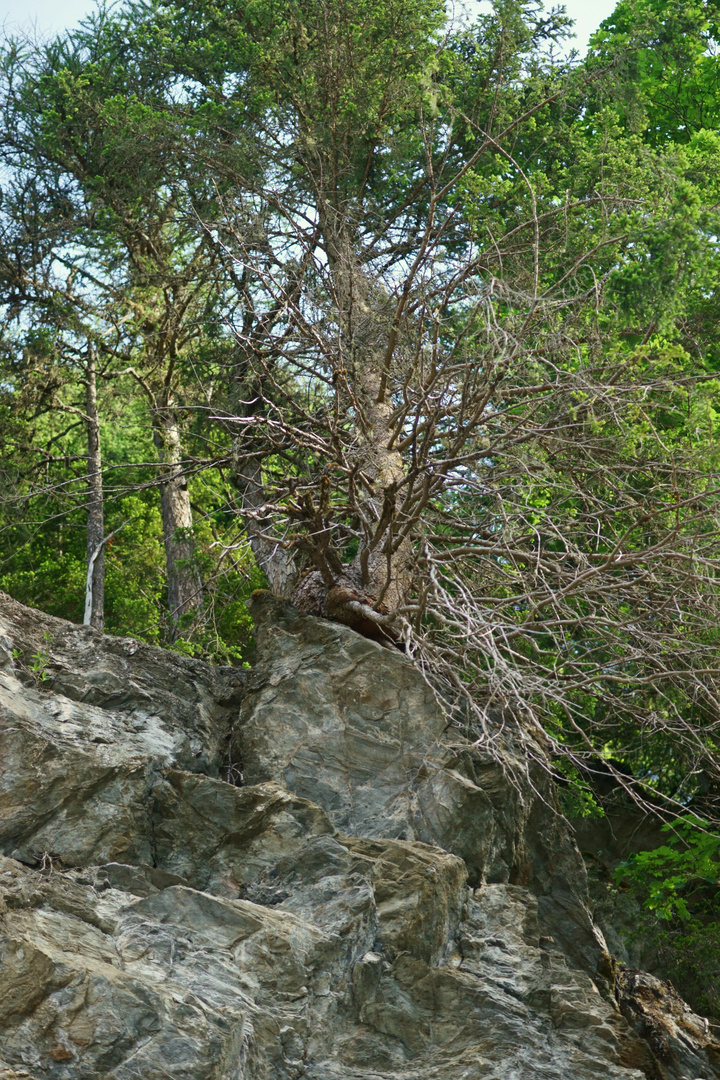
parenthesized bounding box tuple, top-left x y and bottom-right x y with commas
(153, 407, 203, 635)
(232, 453, 297, 599)
(322, 214, 412, 609)
(287, 214, 413, 634)
(351, 367, 412, 610)
(84, 346, 105, 630)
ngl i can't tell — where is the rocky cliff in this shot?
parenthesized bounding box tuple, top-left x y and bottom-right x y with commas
(0, 589, 718, 1080)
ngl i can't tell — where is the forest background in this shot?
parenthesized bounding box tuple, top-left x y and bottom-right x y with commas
(3, 0, 720, 1017)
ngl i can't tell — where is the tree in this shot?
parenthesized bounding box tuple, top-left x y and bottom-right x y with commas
(136, 0, 720, 813)
(0, 15, 232, 632)
(590, 0, 720, 146)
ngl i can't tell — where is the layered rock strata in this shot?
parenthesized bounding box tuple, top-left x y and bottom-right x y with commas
(0, 590, 717, 1080)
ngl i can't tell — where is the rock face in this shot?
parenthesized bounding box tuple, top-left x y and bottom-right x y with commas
(0, 592, 245, 870)
(0, 589, 718, 1080)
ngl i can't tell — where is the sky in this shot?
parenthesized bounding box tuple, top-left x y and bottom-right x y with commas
(565, 0, 619, 49)
(2, 0, 619, 48)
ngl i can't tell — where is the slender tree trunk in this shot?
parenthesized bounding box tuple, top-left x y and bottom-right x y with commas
(232, 453, 297, 598)
(84, 346, 105, 630)
(153, 406, 203, 635)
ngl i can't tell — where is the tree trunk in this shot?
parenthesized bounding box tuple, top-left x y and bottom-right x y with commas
(323, 214, 412, 609)
(232, 453, 297, 599)
(287, 214, 413, 636)
(153, 407, 203, 635)
(84, 347, 105, 630)
(351, 367, 412, 610)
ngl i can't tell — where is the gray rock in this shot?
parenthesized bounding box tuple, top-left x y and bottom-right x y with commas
(0, 849, 660, 1079)
(0, 590, 718, 1079)
(0, 590, 245, 775)
(236, 593, 607, 977)
(0, 593, 245, 868)
(616, 969, 720, 1080)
